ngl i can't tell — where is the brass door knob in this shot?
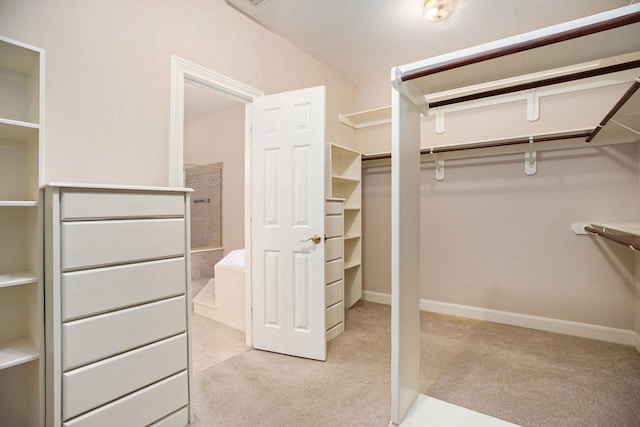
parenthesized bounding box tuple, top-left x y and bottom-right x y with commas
(300, 234, 321, 244)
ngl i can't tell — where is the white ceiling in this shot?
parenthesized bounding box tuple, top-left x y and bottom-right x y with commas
(186, 0, 634, 120)
(226, 0, 634, 86)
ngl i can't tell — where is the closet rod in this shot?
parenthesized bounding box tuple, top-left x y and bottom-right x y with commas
(428, 61, 640, 109)
(361, 131, 591, 162)
(584, 226, 640, 251)
(399, 10, 640, 83)
(585, 77, 640, 142)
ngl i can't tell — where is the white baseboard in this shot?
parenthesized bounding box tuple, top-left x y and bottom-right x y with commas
(362, 290, 638, 349)
(362, 290, 392, 305)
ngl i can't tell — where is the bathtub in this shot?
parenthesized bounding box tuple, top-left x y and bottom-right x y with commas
(194, 249, 246, 331)
(217, 249, 245, 270)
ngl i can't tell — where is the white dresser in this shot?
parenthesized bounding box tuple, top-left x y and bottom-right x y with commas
(44, 184, 192, 427)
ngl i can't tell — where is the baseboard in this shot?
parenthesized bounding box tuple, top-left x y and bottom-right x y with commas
(362, 290, 392, 305)
(361, 290, 637, 348)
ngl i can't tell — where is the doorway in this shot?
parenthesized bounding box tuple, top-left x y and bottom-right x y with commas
(169, 56, 263, 373)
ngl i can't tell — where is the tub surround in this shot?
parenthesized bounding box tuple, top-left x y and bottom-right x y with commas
(194, 249, 246, 332)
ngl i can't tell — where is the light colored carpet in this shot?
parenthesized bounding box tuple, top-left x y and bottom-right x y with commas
(191, 301, 640, 426)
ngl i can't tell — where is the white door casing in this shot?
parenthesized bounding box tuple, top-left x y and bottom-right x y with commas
(251, 86, 326, 361)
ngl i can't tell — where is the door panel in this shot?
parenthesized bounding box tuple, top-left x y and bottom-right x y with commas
(251, 86, 326, 361)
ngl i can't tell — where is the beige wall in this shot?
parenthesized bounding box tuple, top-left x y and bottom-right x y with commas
(363, 144, 638, 329)
(358, 79, 639, 330)
(0, 0, 355, 187)
(184, 104, 245, 255)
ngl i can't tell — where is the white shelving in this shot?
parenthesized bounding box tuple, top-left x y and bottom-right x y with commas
(0, 271, 39, 288)
(326, 143, 362, 308)
(0, 36, 44, 427)
(591, 222, 640, 237)
(339, 106, 391, 129)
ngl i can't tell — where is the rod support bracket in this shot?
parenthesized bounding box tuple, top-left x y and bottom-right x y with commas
(524, 136, 537, 175)
(435, 155, 445, 181)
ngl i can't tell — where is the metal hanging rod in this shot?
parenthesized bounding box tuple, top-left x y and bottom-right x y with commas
(586, 77, 640, 142)
(584, 225, 640, 251)
(398, 9, 640, 83)
(361, 130, 591, 162)
(428, 61, 640, 109)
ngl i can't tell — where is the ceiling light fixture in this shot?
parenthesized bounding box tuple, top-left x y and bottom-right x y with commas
(423, 0, 457, 22)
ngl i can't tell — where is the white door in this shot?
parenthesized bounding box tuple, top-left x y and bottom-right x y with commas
(251, 86, 326, 361)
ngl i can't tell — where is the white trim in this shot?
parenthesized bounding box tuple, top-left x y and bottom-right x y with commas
(363, 290, 392, 305)
(168, 55, 264, 350)
(362, 291, 638, 348)
(169, 55, 263, 187)
(397, 394, 520, 427)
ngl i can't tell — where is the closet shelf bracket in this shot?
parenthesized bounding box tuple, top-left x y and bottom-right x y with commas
(435, 154, 445, 181)
(524, 136, 537, 175)
(572, 222, 640, 252)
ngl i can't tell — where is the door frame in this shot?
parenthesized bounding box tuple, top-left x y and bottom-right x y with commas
(169, 55, 264, 345)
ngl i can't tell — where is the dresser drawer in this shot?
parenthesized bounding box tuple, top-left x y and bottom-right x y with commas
(324, 237, 343, 262)
(62, 334, 188, 420)
(61, 257, 186, 321)
(325, 259, 343, 285)
(325, 280, 343, 308)
(325, 301, 344, 330)
(325, 215, 343, 238)
(62, 296, 186, 370)
(61, 218, 185, 271)
(325, 200, 343, 215)
(63, 371, 188, 427)
(150, 407, 190, 427)
(61, 190, 185, 220)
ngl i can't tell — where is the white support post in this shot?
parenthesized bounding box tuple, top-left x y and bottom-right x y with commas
(390, 74, 422, 425)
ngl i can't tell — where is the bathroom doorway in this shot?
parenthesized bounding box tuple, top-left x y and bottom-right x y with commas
(176, 64, 259, 374)
(184, 82, 247, 373)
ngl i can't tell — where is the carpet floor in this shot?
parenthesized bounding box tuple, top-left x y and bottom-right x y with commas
(191, 301, 640, 426)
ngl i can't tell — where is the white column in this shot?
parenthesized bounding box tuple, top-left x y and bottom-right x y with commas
(390, 81, 422, 424)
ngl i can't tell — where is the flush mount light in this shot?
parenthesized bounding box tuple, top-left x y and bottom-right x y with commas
(423, 0, 457, 22)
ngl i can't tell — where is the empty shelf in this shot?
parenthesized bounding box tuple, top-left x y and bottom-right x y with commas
(0, 338, 38, 370)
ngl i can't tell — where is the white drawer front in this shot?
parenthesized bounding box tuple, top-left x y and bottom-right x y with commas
(326, 322, 344, 342)
(61, 190, 184, 220)
(325, 280, 343, 308)
(325, 301, 344, 330)
(324, 237, 343, 262)
(61, 257, 186, 321)
(61, 219, 185, 271)
(62, 296, 186, 370)
(325, 259, 343, 285)
(325, 200, 343, 215)
(325, 215, 343, 238)
(63, 371, 188, 427)
(62, 334, 188, 420)
(151, 407, 190, 427)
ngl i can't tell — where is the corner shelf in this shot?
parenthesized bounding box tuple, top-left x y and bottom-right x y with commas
(339, 106, 391, 129)
(326, 143, 362, 308)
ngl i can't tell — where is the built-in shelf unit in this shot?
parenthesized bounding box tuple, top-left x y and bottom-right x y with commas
(0, 36, 44, 426)
(326, 143, 362, 308)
